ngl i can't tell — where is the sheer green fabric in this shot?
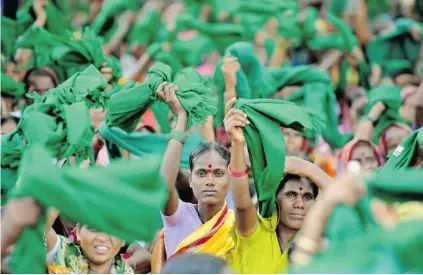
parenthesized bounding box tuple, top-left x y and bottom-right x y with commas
(9, 144, 167, 274)
(233, 98, 325, 217)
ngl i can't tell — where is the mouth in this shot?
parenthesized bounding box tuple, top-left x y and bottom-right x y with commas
(289, 213, 306, 220)
(94, 245, 110, 254)
(202, 190, 218, 196)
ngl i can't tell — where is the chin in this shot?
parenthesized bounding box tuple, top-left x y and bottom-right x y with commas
(88, 254, 114, 265)
(287, 221, 303, 230)
(200, 196, 221, 205)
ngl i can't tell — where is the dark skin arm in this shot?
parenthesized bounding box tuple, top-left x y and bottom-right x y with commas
(224, 98, 257, 237)
(158, 82, 188, 216)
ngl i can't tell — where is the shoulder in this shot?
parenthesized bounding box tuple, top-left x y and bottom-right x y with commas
(235, 211, 279, 244)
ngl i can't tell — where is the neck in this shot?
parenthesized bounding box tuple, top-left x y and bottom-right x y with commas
(88, 259, 113, 274)
(197, 202, 224, 223)
(277, 223, 299, 250)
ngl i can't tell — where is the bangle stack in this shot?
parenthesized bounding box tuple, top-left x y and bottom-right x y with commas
(168, 129, 187, 144)
(228, 164, 249, 177)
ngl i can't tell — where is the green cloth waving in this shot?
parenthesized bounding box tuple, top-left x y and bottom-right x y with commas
(99, 124, 204, 169)
(1, 16, 22, 59)
(366, 85, 407, 144)
(269, 66, 353, 149)
(366, 18, 423, 77)
(382, 128, 423, 171)
(9, 144, 167, 274)
(28, 65, 108, 109)
(16, 26, 122, 83)
(16, 0, 73, 36)
(233, 98, 326, 217)
(107, 62, 217, 132)
(1, 73, 26, 99)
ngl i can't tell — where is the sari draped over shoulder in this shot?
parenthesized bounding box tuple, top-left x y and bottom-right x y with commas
(152, 203, 235, 273)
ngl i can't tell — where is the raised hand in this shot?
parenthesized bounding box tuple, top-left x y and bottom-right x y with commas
(224, 97, 249, 144)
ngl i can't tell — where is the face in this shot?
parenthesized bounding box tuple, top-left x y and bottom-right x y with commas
(78, 225, 124, 266)
(190, 150, 229, 206)
(283, 128, 305, 153)
(277, 179, 315, 230)
(350, 142, 379, 171)
(28, 74, 55, 95)
(384, 126, 409, 156)
(1, 118, 18, 134)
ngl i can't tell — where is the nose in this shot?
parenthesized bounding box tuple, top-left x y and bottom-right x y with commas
(95, 232, 109, 241)
(205, 173, 215, 186)
(293, 196, 305, 209)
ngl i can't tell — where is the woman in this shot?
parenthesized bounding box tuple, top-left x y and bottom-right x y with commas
(224, 98, 332, 273)
(151, 82, 234, 272)
(378, 122, 412, 158)
(337, 139, 383, 176)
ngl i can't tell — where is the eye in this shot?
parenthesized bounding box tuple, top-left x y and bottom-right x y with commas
(285, 192, 296, 198)
(304, 193, 314, 201)
(196, 170, 206, 177)
(215, 170, 225, 177)
(86, 226, 98, 233)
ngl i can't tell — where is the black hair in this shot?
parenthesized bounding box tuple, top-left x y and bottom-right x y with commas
(188, 142, 230, 171)
(175, 169, 195, 203)
(23, 67, 59, 91)
(276, 174, 319, 199)
(162, 253, 229, 274)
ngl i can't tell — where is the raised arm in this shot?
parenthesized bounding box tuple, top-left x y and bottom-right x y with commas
(290, 174, 366, 266)
(224, 98, 258, 236)
(157, 82, 188, 216)
(284, 156, 333, 191)
(353, 101, 386, 141)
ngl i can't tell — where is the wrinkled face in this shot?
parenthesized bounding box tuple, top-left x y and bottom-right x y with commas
(385, 126, 409, 156)
(277, 179, 315, 230)
(78, 225, 124, 266)
(350, 142, 379, 171)
(190, 150, 229, 206)
(283, 128, 305, 153)
(28, 74, 55, 95)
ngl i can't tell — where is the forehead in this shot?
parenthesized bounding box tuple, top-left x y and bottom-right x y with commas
(351, 142, 375, 158)
(193, 150, 227, 169)
(385, 126, 408, 140)
(281, 179, 313, 193)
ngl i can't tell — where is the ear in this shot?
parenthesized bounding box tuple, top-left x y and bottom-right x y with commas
(121, 241, 125, 248)
(188, 171, 193, 188)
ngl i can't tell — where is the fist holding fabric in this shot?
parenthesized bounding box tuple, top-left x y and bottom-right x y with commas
(224, 98, 249, 144)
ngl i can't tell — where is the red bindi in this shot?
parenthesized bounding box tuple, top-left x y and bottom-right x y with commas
(207, 164, 213, 173)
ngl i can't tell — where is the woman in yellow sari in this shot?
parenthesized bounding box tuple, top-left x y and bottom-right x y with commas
(151, 82, 234, 273)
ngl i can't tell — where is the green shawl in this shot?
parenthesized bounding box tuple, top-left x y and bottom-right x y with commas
(366, 85, 407, 144)
(107, 62, 217, 132)
(16, 0, 73, 36)
(269, 65, 353, 149)
(336, 57, 370, 96)
(99, 124, 204, 169)
(366, 18, 423, 76)
(16, 25, 122, 83)
(382, 128, 423, 171)
(233, 98, 326, 217)
(1, 16, 22, 59)
(296, 170, 423, 273)
(146, 43, 182, 74)
(1, 73, 26, 99)
(127, 10, 162, 48)
(9, 144, 167, 274)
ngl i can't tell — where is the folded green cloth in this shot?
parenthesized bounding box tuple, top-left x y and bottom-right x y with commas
(28, 65, 108, 109)
(91, 0, 138, 35)
(1, 73, 26, 99)
(18, 101, 94, 164)
(269, 66, 353, 149)
(366, 18, 423, 76)
(382, 128, 423, 171)
(146, 43, 182, 74)
(9, 144, 167, 274)
(99, 124, 204, 168)
(366, 85, 407, 144)
(16, 0, 73, 36)
(16, 25, 122, 83)
(107, 62, 217, 132)
(233, 98, 326, 217)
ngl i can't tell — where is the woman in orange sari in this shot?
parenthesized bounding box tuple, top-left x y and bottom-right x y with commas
(151, 82, 234, 273)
